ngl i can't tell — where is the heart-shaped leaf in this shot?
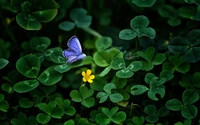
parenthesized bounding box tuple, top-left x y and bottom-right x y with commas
(80, 86, 94, 99)
(181, 105, 198, 119)
(31, 0, 58, 22)
(119, 29, 137, 40)
(111, 57, 126, 70)
(132, 116, 145, 125)
(127, 61, 142, 72)
(148, 85, 165, 101)
(103, 83, 116, 94)
(14, 79, 39, 93)
(16, 54, 40, 78)
(81, 97, 95, 108)
(168, 36, 190, 54)
(182, 89, 199, 105)
(116, 68, 134, 78)
(38, 66, 63, 86)
(30, 37, 51, 52)
(94, 48, 123, 67)
(0, 58, 9, 69)
(36, 113, 51, 124)
(93, 50, 110, 67)
(51, 107, 64, 119)
(19, 98, 34, 108)
(131, 85, 149, 95)
(70, 8, 92, 27)
(132, 0, 156, 7)
(95, 113, 110, 125)
(102, 107, 118, 118)
(16, 13, 41, 30)
(96, 92, 109, 103)
(165, 99, 183, 111)
(144, 105, 157, 115)
(109, 93, 123, 103)
(54, 64, 71, 73)
(70, 90, 82, 102)
(95, 36, 112, 50)
(111, 111, 126, 124)
(59, 21, 75, 31)
(130, 15, 149, 30)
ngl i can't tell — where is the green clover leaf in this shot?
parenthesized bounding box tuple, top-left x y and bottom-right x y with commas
(70, 86, 95, 108)
(16, 54, 40, 78)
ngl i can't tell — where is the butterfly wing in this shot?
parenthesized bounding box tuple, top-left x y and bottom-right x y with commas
(63, 48, 77, 58)
(63, 36, 86, 63)
(67, 36, 82, 54)
(67, 53, 86, 63)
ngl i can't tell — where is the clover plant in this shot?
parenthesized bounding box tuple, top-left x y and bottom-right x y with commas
(0, 0, 200, 125)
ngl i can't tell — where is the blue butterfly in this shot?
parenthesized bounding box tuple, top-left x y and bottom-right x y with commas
(63, 36, 86, 63)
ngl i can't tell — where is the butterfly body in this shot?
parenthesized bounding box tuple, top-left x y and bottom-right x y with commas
(63, 36, 86, 63)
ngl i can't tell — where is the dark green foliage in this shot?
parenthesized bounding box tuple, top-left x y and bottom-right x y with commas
(1, 0, 200, 125)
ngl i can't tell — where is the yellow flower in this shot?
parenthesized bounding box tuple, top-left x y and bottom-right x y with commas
(82, 69, 95, 83)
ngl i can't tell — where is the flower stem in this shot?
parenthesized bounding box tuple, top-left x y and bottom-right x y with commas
(81, 27, 102, 38)
(129, 102, 133, 118)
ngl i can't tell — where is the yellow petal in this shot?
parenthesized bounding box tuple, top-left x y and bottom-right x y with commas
(88, 79, 93, 83)
(82, 71, 86, 76)
(82, 77, 86, 82)
(89, 75, 95, 79)
(86, 69, 92, 76)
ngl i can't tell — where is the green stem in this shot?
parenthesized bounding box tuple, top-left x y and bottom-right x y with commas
(129, 102, 133, 118)
(81, 27, 102, 38)
(91, 63, 96, 74)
